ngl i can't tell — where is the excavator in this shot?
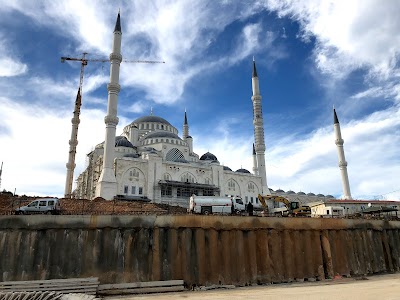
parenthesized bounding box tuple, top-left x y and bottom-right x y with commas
(257, 194, 311, 217)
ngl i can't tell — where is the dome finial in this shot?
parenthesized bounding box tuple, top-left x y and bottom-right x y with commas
(150, 107, 153, 116)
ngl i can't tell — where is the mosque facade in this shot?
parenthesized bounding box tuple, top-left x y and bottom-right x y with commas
(74, 111, 267, 207)
(73, 12, 348, 208)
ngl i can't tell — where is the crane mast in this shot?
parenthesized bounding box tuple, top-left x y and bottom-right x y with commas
(61, 53, 164, 198)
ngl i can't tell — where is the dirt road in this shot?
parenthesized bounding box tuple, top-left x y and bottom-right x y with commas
(105, 274, 400, 300)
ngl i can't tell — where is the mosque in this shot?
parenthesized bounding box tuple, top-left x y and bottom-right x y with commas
(72, 12, 352, 209)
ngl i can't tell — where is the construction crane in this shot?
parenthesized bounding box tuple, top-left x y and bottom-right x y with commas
(60, 52, 165, 95)
(61, 53, 165, 198)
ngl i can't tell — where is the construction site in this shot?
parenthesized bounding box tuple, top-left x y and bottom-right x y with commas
(0, 6, 399, 300)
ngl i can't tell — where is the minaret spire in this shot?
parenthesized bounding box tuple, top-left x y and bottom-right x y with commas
(333, 108, 352, 199)
(251, 59, 270, 195)
(64, 88, 82, 198)
(96, 12, 123, 200)
(252, 57, 258, 78)
(183, 110, 189, 140)
(183, 109, 193, 152)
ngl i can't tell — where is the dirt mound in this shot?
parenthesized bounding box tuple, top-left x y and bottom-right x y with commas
(0, 195, 187, 216)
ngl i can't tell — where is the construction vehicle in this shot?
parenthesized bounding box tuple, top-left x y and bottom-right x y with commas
(257, 194, 311, 217)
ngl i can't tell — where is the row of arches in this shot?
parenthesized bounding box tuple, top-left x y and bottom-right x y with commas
(163, 172, 211, 185)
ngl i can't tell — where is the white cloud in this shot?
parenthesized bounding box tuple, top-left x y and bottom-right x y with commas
(0, 97, 106, 196)
(0, 34, 28, 77)
(264, 105, 400, 199)
(0, 57, 27, 77)
(265, 0, 400, 90)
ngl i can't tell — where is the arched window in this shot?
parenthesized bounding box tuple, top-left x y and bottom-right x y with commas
(129, 169, 140, 178)
(228, 180, 236, 191)
(247, 182, 255, 193)
(181, 173, 195, 183)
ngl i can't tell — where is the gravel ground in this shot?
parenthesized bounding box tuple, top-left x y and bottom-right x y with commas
(104, 273, 400, 300)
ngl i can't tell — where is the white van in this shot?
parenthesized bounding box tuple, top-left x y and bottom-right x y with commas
(15, 198, 61, 215)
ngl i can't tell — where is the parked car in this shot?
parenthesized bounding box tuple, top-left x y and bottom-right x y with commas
(15, 198, 61, 215)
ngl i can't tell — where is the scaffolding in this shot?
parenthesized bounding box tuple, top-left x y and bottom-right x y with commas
(158, 180, 220, 207)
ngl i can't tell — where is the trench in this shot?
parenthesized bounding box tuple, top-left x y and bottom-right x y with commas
(0, 215, 399, 285)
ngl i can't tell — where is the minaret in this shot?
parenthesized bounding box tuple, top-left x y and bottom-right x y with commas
(252, 143, 258, 175)
(183, 110, 193, 153)
(96, 12, 122, 200)
(251, 59, 270, 195)
(64, 88, 82, 198)
(334, 108, 352, 199)
(183, 110, 189, 140)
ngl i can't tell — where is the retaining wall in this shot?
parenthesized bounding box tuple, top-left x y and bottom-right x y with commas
(0, 215, 399, 286)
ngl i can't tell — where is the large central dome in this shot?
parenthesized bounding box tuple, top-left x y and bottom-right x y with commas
(132, 115, 171, 126)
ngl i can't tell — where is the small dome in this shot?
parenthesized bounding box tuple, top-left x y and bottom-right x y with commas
(307, 193, 316, 196)
(223, 166, 232, 171)
(143, 131, 182, 140)
(286, 190, 295, 194)
(187, 135, 192, 139)
(132, 115, 171, 126)
(235, 168, 251, 174)
(115, 136, 134, 148)
(276, 189, 285, 193)
(123, 153, 140, 158)
(175, 158, 188, 163)
(200, 152, 218, 162)
(326, 195, 335, 198)
(297, 192, 306, 195)
(317, 194, 325, 197)
(143, 147, 157, 152)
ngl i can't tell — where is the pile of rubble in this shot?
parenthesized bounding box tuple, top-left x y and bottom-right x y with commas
(0, 193, 187, 215)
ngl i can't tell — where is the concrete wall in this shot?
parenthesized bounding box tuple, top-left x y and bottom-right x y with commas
(0, 215, 399, 286)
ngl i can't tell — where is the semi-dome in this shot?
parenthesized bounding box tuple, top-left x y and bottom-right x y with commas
(286, 190, 295, 194)
(235, 168, 250, 174)
(276, 189, 285, 193)
(307, 193, 316, 196)
(223, 166, 232, 171)
(317, 194, 325, 197)
(200, 152, 218, 161)
(297, 192, 306, 195)
(326, 195, 335, 198)
(143, 131, 182, 140)
(115, 136, 134, 148)
(123, 153, 140, 158)
(132, 115, 171, 126)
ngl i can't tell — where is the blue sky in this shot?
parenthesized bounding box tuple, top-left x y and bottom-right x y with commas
(0, 1, 399, 200)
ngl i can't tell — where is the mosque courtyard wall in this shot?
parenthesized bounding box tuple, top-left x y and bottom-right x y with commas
(0, 215, 399, 286)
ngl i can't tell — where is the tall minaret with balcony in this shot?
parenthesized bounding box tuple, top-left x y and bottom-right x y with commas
(251, 59, 270, 195)
(334, 108, 352, 199)
(96, 12, 122, 200)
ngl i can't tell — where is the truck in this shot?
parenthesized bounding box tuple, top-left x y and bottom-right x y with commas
(257, 194, 311, 217)
(189, 195, 246, 215)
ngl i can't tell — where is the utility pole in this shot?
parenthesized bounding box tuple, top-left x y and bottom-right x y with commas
(61, 53, 164, 198)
